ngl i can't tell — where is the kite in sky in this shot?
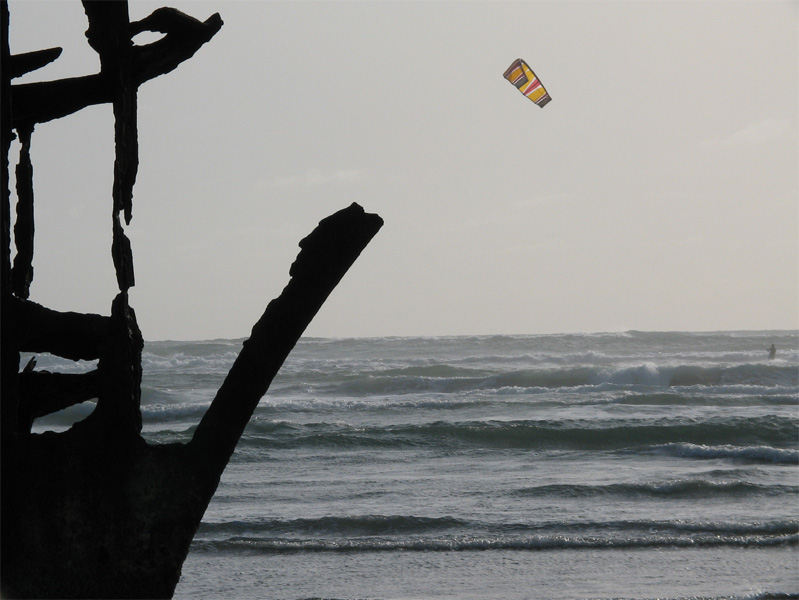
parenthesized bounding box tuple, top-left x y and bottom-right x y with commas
(503, 58, 551, 108)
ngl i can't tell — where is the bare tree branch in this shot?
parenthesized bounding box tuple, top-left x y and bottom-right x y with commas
(7, 47, 61, 79)
(191, 203, 383, 478)
(9, 10, 222, 129)
(18, 370, 99, 425)
(8, 296, 110, 360)
(10, 124, 33, 298)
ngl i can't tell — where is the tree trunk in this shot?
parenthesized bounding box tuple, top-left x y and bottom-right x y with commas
(1, 204, 382, 599)
(0, 1, 384, 596)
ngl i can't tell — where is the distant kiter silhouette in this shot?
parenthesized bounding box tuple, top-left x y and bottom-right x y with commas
(768, 344, 776, 360)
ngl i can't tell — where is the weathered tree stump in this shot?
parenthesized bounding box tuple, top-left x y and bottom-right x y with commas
(0, 2, 383, 597)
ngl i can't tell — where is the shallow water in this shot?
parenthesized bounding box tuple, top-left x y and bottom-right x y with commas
(30, 330, 799, 599)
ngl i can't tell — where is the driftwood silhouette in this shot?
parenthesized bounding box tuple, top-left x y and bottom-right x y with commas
(0, 2, 383, 597)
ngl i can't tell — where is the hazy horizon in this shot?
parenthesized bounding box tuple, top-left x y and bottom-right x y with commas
(7, 0, 798, 341)
(139, 328, 798, 344)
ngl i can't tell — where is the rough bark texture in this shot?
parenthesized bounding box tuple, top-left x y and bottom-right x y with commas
(0, 2, 383, 597)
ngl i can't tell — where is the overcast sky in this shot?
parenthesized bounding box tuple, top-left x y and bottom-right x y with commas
(8, 0, 798, 340)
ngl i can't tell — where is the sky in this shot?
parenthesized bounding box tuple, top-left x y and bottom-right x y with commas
(7, 0, 798, 341)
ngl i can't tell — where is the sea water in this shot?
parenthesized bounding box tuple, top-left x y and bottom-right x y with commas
(30, 331, 799, 599)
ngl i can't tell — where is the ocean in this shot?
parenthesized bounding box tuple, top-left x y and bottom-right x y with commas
(31, 330, 798, 599)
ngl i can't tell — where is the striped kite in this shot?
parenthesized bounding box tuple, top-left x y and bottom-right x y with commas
(503, 58, 551, 108)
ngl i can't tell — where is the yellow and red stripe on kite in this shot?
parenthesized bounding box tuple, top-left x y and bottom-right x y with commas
(503, 58, 551, 108)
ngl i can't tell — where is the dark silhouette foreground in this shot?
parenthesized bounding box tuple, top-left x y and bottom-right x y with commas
(1, 2, 382, 597)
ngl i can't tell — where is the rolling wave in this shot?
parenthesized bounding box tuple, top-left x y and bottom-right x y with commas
(268, 363, 798, 396)
(649, 443, 798, 464)
(192, 534, 798, 554)
(226, 415, 797, 455)
(509, 479, 797, 499)
(191, 515, 798, 554)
